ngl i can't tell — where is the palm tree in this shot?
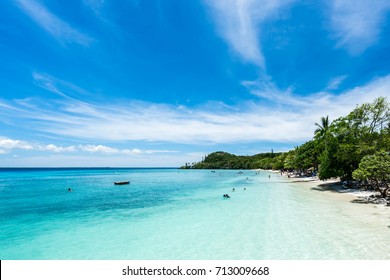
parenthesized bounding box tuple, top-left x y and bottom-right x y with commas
(314, 116, 329, 138)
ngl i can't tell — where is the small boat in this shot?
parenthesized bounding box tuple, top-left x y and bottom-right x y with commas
(114, 181, 130, 185)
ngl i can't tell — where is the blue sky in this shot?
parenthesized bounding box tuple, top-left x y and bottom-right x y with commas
(1, 0, 390, 167)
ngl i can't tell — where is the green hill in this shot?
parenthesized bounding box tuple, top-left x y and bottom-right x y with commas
(181, 151, 282, 169)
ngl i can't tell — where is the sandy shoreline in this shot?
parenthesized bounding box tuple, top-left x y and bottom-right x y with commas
(261, 169, 390, 207)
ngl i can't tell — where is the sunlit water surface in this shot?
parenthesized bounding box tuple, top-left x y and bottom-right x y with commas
(1, 168, 389, 259)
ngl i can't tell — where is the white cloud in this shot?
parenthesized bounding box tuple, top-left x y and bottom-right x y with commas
(329, 0, 390, 54)
(0, 137, 177, 157)
(1, 74, 389, 145)
(205, 0, 294, 67)
(79, 144, 119, 154)
(0, 138, 33, 151)
(122, 148, 142, 155)
(0, 138, 78, 153)
(43, 144, 77, 153)
(15, 0, 93, 46)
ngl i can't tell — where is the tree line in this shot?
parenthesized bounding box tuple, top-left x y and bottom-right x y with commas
(181, 97, 390, 197)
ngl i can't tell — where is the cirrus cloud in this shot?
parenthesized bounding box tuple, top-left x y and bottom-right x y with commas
(328, 0, 390, 54)
(15, 0, 94, 46)
(205, 0, 294, 67)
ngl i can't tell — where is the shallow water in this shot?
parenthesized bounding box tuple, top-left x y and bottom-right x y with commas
(0, 168, 389, 259)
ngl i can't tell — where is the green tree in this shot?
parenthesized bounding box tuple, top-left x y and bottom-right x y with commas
(314, 115, 330, 139)
(318, 97, 389, 180)
(318, 133, 343, 179)
(283, 150, 296, 170)
(353, 151, 390, 197)
(294, 140, 319, 171)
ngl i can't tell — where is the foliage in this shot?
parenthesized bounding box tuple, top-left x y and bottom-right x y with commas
(352, 151, 390, 197)
(314, 115, 330, 139)
(283, 151, 296, 170)
(318, 97, 389, 180)
(318, 134, 343, 179)
(293, 140, 319, 171)
(182, 151, 282, 170)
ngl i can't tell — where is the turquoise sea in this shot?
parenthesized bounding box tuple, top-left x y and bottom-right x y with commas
(0, 168, 389, 260)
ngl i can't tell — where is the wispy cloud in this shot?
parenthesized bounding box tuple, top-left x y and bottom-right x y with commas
(324, 75, 348, 91)
(15, 0, 93, 46)
(1, 74, 389, 145)
(31, 72, 96, 106)
(329, 0, 390, 54)
(242, 73, 390, 129)
(0, 137, 176, 155)
(241, 74, 302, 106)
(32, 72, 69, 98)
(207, 0, 390, 61)
(83, 0, 105, 14)
(205, 0, 294, 67)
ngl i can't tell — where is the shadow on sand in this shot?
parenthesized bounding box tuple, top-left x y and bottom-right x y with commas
(310, 181, 389, 206)
(310, 181, 342, 193)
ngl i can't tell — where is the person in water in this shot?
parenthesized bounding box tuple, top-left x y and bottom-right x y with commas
(68, 188, 72, 192)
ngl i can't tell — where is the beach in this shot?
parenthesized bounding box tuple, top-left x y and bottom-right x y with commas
(278, 170, 389, 205)
(1, 168, 389, 259)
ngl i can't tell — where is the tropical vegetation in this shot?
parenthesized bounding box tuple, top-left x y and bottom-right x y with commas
(181, 97, 390, 199)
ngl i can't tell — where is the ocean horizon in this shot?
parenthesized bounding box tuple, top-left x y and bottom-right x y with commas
(1, 168, 389, 260)
(0, 167, 178, 170)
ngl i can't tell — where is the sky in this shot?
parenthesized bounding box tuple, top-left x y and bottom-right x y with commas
(0, 0, 390, 167)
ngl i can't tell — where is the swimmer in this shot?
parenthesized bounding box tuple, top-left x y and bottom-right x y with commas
(68, 188, 72, 192)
